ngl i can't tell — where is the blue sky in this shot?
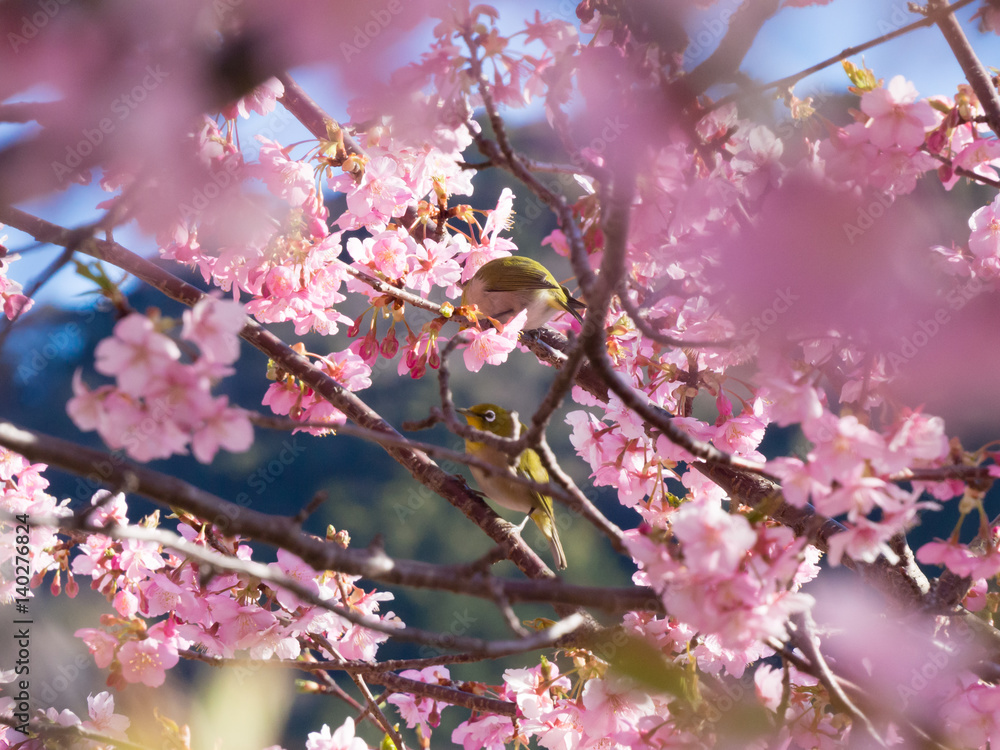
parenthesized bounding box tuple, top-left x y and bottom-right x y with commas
(4, 0, 999, 306)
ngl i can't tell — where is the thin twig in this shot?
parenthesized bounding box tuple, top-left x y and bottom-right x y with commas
(251, 410, 611, 540)
(12, 509, 606, 649)
(490, 577, 530, 637)
(788, 611, 886, 746)
(711, 0, 978, 112)
(350, 673, 406, 750)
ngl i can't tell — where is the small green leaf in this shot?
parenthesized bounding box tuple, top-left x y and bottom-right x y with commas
(842, 60, 878, 93)
(607, 634, 688, 698)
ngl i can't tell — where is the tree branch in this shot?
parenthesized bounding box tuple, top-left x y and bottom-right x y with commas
(0, 429, 660, 615)
(277, 72, 367, 156)
(711, 0, 978, 111)
(682, 0, 781, 95)
(928, 0, 1000, 138)
(0, 204, 562, 582)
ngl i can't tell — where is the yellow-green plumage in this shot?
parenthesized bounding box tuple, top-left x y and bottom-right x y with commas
(461, 256, 585, 330)
(457, 403, 568, 570)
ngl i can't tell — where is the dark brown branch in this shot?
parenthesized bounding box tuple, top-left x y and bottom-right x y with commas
(350, 673, 406, 749)
(924, 149, 1000, 189)
(928, 0, 1000, 138)
(888, 465, 993, 483)
(277, 73, 366, 156)
(21, 512, 594, 653)
(682, 0, 781, 95)
(520, 328, 609, 402)
(0, 429, 660, 615)
(336, 257, 461, 321)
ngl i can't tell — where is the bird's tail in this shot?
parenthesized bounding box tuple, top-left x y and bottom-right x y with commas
(531, 508, 567, 570)
(560, 285, 586, 324)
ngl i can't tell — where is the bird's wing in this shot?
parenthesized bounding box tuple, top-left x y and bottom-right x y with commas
(482, 263, 558, 292)
(516, 448, 557, 518)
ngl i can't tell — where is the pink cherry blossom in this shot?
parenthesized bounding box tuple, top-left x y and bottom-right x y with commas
(190, 398, 253, 463)
(83, 692, 130, 737)
(364, 227, 415, 280)
(226, 77, 285, 120)
(968, 194, 1000, 258)
(66, 370, 114, 431)
(953, 137, 1000, 185)
(861, 75, 939, 150)
(140, 571, 200, 619)
(213, 598, 279, 652)
(974, 2, 1000, 33)
(182, 297, 246, 364)
(941, 674, 1000, 748)
(0, 249, 33, 321)
(462, 309, 525, 372)
(578, 675, 656, 740)
(94, 314, 181, 396)
(267, 549, 321, 611)
(342, 156, 413, 228)
(75, 627, 120, 669)
(255, 137, 317, 207)
(387, 665, 451, 734)
(105, 397, 192, 462)
(917, 536, 1000, 579)
(965, 578, 988, 612)
(878, 410, 949, 473)
(117, 636, 179, 687)
(670, 501, 756, 577)
(803, 413, 885, 486)
(451, 713, 520, 750)
(305, 717, 369, 750)
(408, 236, 463, 297)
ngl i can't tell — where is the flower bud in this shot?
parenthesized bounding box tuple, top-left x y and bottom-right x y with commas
(380, 327, 399, 358)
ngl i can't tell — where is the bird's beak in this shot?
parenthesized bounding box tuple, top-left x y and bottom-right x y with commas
(456, 407, 472, 417)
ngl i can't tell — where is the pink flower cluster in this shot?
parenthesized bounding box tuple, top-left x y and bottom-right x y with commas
(0, 685, 130, 748)
(0, 450, 71, 602)
(627, 502, 819, 652)
(769, 410, 950, 565)
(10, 2, 1000, 747)
(67, 298, 253, 462)
(0, 241, 33, 321)
(70, 492, 399, 692)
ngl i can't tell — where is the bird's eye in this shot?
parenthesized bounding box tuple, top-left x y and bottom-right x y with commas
(484, 410, 495, 422)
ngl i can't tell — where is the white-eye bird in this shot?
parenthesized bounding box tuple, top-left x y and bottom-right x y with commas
(457, 403, 567, 570)
(461, 256, 585, 330)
